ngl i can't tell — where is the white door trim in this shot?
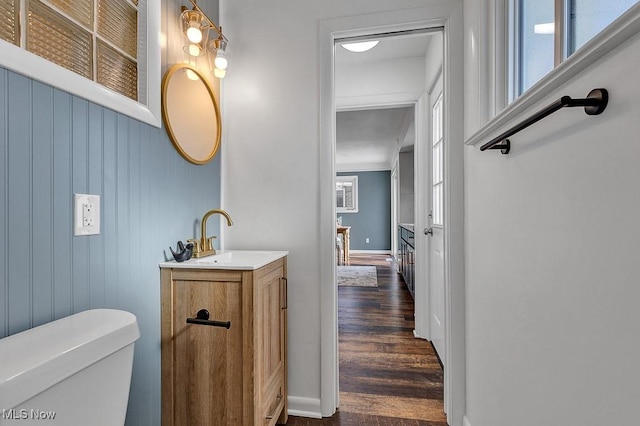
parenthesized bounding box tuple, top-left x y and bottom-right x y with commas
(413, 93, 431, 341)
(391, 163, 399, 263)
(319, 4, 466, 425)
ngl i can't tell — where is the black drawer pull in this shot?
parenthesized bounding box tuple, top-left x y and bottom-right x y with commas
(186, 309, 231, 329)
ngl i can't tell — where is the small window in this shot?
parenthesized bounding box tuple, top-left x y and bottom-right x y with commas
(431, 93, 444, 227)
(336, 176, 358, 213)
(0, 0, 160, 126)
(516, 0, 555, 95)
(568, 0, 639, 53)
(22, 0, 139, 100)
(512, 0, 639, 98)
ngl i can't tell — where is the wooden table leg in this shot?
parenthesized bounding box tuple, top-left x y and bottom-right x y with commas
(344, 229, 350, 262)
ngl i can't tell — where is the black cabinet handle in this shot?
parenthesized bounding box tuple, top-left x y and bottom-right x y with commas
(186, 309, 231, 329)
(281, 277, 288, 310)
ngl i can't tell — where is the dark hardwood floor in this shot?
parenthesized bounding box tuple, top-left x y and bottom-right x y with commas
(286, 254, 446, 426)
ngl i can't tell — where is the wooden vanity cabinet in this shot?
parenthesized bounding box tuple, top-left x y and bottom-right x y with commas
(161, 257, 288, 426)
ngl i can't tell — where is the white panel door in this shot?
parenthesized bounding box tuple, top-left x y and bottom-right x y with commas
(428, 74, 445, 362)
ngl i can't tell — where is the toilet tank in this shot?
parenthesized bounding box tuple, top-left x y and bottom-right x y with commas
(0, 309, 140, 425)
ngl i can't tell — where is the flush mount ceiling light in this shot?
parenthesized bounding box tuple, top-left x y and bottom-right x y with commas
(181, 0, 230, 78)
(341, 40, 379, 53)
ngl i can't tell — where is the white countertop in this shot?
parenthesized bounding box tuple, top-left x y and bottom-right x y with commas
(159, 250, 288, 270)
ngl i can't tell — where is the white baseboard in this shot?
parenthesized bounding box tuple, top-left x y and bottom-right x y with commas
(287, 396, 322, 419)
(349, 250, 392, 255)
(463, 414, 471, 426)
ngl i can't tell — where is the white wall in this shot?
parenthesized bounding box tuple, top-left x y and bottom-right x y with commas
(399, 151, 415, 224)
(464, 2, 640, 425)
(220, 0, 457, 416)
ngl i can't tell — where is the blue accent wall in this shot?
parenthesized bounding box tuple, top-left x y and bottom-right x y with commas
(337, 171, 391, 251)
(0, 67, 221, 425)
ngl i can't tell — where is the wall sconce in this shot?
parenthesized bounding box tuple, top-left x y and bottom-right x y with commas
(209, 35, 228, 78)
(180, 0, 229, 77)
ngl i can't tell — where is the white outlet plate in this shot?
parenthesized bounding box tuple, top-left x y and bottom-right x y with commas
(74, 193, 100, 236)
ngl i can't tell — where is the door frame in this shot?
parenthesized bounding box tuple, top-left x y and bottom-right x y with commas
(391, 161, 399, 263)
(319, 4, 466, 425)
(413, 90, 430, 341)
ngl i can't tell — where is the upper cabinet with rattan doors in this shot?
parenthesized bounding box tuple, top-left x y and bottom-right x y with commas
(160, 254, 288, 425)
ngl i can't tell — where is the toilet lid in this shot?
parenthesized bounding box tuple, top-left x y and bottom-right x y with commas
(0, 309, 139, 409)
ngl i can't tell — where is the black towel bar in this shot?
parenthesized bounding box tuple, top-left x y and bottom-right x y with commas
(480, 88, 608, 154)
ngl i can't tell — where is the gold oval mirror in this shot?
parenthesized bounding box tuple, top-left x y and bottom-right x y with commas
(161, 64, 221, 165)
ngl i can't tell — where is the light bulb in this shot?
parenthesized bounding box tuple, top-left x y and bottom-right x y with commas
(213, 68, 226, 79)
(188, 43, 201, 57)
(214, 53, 227, 70)
(185, 69, 200, 81)
(186, 22, 202, 43)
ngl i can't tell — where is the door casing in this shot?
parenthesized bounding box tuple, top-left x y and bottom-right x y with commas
(319, 4, 466, 425)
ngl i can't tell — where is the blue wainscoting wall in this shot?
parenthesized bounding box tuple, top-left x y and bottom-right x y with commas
(0, 67, 221, 425)
(337, 171, 391, 251)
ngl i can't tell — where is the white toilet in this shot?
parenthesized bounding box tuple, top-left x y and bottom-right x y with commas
(0, 309, 140, 425)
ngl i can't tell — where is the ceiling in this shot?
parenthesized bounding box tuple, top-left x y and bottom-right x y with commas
(335, 32, 435, 171)
(336, 107, 413, 171)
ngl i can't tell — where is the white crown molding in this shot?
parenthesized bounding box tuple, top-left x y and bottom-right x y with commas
(336, 164, 392, 172)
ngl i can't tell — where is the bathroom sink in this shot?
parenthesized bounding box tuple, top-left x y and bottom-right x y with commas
(160, 250, 288, 270)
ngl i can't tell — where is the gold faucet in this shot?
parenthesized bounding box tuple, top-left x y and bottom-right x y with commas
(188, 209, 233, 258)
